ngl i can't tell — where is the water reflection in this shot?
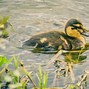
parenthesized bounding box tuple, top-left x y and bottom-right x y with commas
(52, 47, 88, 88)
(64, 51, 87, 64)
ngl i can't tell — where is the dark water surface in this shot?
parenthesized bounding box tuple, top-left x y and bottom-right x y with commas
(0, 0, 89, 88)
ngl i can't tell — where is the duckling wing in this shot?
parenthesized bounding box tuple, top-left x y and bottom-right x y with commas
(22, 31, 70, 52)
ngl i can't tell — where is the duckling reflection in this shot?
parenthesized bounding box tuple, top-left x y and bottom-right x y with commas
(23, 19, 89, 53)
(53, 51, 87, 82)
(64, 52, 87, 63)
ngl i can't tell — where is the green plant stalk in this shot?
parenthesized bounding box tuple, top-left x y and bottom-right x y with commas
(77, 47, 84, 61)
(13, 56, 19, 69)
(20, 61, 37, 88)
(0, 56, 13, 75)
(8, 22, 14, 31)
(39, 66, 43, 89)
(37, 66, 48, 89)
(20, 76, 28, 89)
(43, 72, 48, 89)
(13, 76, 19, 84)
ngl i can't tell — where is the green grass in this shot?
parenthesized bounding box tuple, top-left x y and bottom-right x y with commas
(0, 55, 48, 89)
(0, 55, 87, 89)
(0, 55, 31, 89)
(36, 66, 48, 89)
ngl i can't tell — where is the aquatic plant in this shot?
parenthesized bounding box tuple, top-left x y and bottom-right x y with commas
(0, 16, 14, 38)
(0, 55, 88, 89)
(36, 66, 48, 89)
(0, 55, 33, 89)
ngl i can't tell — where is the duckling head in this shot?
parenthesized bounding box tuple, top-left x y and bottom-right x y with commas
(65, 19, 89, 37)
(65, 19, 89, 45)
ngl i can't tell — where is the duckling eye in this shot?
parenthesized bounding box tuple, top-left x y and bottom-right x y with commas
(71, 27, 75, 29)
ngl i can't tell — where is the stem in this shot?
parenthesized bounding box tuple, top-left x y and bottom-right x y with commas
(46, 50, 63, 68)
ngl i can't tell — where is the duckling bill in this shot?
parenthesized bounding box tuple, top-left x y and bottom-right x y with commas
(22, 19, 89, 52)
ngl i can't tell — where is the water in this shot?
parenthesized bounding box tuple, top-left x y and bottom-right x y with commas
(0, 0, 89, 88)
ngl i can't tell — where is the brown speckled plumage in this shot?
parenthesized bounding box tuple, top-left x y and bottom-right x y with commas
(22, 19, 89, 52)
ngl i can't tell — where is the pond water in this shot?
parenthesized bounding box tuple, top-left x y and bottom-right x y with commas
(0, 0, 89, 88)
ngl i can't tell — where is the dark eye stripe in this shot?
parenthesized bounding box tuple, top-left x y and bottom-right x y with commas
(77, 26, 82, 29)
(71, 26, 77, 29)
(72, 25, 82, 30)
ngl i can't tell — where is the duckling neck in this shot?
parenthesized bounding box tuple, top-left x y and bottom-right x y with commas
(77, 36, 86, 47)
(70, 36, 86, 49)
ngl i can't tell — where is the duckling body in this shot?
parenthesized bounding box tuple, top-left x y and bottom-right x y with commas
(23, 19, 89, 52)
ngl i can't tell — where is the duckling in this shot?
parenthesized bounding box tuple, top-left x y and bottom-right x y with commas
(22, 19, 89, 52)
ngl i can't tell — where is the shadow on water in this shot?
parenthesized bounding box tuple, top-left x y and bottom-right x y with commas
(22, 43, 89, 54)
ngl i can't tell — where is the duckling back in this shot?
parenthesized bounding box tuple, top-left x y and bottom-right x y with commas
(22, 31, 72, 52)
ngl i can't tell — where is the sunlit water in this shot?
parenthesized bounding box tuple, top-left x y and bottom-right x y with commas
(0, 0, 89, 88)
